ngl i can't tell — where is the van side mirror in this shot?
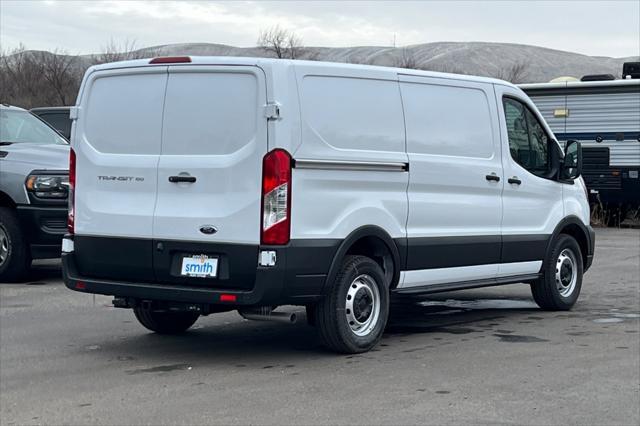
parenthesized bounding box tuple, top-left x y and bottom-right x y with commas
(561, 140, 582, 180)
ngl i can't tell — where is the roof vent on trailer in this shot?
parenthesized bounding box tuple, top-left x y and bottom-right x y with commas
(622, 62, 640, 79)
(580, 74, 616, 82)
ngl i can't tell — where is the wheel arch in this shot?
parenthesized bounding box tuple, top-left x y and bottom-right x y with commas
(0, 191, 17, 208)
(324, 226, 403, 292)
(548, 216, 592, 269)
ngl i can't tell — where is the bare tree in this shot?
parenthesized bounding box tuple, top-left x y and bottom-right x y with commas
(0, 39, 164, 109)
(0, 45, 81, 108)
(395, 47, 418, 69)
(0, 45, 42, 107)
(286, 31, 303, 59)
(36, 49, 80, 105)
(93, 39, 154, 64)
(496, 61, 529, 83)
(257, 25, 303, 59)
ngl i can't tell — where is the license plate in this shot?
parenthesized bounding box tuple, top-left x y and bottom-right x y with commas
(181, 255, 218, 278)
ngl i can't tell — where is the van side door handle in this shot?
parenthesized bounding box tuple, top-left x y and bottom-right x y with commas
(508, 177, 522, 185)
(485, 174, 500, 182)
(168, 175, 197, 183)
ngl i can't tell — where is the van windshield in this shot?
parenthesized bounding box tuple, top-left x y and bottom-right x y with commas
(0, 109, 68, 146)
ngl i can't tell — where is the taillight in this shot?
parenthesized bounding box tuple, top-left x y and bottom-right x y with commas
(261, 149, 291, 245)
(67, 148, 76, 234)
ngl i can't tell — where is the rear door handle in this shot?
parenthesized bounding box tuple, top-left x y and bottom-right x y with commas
(485, 174, 500, 182)
(168, 175, 196, 183)
(508, 177, 522, 185)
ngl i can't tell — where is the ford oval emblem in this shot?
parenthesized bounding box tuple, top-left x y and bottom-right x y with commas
(199, 225, 218, 235)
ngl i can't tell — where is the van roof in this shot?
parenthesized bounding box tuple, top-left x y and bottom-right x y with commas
(87, 56, 519, 89)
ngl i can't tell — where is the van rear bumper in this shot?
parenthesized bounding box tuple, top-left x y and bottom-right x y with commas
(62, 238, 340, 306)
(63, 253, 282, 306)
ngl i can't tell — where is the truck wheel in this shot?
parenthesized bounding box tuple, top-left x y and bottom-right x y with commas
(531, 234, 583, 311)
(315, 255, 389, 354)
(133, 306, 199, 334)
(0, 207, 31, 282)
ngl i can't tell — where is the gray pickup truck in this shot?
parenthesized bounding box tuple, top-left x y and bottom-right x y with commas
(0, 104, 69, 281)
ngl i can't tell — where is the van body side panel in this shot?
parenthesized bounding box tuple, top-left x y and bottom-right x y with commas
(291, 68, 408, 241)
(399, 76, 503, 286)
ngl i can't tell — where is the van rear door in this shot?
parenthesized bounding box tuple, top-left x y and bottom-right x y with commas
(152, 66, 267, 289)
(73, 67, 167, 281)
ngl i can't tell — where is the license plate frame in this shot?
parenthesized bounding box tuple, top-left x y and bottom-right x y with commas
(180, 254, 218, 278)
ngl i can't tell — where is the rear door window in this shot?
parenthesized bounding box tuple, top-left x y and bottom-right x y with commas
(84, 71, 167, 154)
(161, 71, 258, 155)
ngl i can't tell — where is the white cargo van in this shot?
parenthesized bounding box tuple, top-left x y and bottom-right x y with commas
(63, 56, 595, 353)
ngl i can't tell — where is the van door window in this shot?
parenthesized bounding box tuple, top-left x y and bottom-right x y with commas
(503, 98, 550, 177)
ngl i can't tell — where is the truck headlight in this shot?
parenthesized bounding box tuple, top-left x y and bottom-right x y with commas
(25, 174, 69, 199)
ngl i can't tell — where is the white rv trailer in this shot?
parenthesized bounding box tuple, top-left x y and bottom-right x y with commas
(521, 70, 640, 225)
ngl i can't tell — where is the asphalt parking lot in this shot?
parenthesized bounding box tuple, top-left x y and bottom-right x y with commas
(1, 228, 638, 426)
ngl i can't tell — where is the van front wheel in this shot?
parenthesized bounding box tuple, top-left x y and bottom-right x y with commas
(315, 255, 389, 353)
(133, 306, 199, 334)
(531, 234, 583, 311)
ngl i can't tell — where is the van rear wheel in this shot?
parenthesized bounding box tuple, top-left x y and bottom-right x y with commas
(315, 255, 389, 354)
(531, 234, 583, 311)
(133, 305, 199, 334)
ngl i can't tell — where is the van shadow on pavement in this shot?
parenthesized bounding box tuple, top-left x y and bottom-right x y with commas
(86, 292, 546, 368)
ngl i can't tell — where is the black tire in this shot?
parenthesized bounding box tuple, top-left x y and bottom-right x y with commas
(0, 207, 31, 283)
(133, 306, 199, 334)
(315, 255, 389, 354)
(531, 234, 583, 311)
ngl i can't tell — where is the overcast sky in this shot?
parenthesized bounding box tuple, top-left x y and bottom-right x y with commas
(1, 0, 638, 57)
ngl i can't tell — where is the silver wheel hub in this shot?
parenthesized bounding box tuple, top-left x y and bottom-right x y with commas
(555, 248, 577, 297)
(345, 274, 381, 337)
(0, 226, 9, 267)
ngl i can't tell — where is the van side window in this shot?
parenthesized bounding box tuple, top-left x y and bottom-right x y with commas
(503, 98, 550, 176)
